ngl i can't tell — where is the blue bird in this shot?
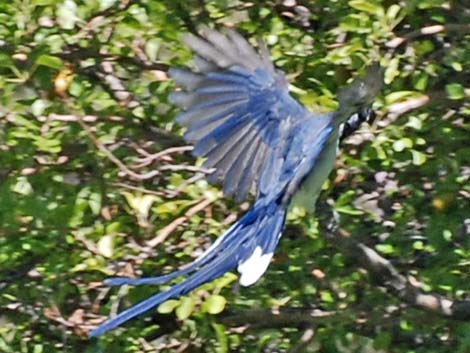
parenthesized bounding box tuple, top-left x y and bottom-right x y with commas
(89, 27, 382, 337)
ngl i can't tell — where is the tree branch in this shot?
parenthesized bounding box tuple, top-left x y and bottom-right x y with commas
(220, 308, 335, 329)
(386, 24, 470, 49)
(325, 228, 470, 321)
(78, 118, 160, 180)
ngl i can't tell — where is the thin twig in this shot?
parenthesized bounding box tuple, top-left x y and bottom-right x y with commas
(288, 327, 316, 353)
(166, 172, 207, 198)
(386, 24, 470, 49)
(146, 197, 215, 248)
(112, 182, 165, 197)
(97, 60, 140, 108)
(380, 86, 470, 128)
(158, 164, 214, 173)
(132, 145, 193, 168)
(78, 118, 160, 180)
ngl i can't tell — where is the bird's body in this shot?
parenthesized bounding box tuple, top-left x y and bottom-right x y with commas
(290, 120, 338, 213)
(89, 28, 382, 337)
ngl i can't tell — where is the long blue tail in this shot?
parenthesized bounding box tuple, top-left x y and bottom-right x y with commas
(89, 199, 286, 337)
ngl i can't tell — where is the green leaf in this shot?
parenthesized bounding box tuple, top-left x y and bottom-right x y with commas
(393, 138, 413, 152)
(145, 38, 161, 62)
(375, 244, 395, 254)
(320, 291, 334, 303)
(157, 299, 180, 314)
(385, 90, 422, 104)
(175, 296, 195, 320)
(349, 0, 383, 15)
(384, 57, 400, 84)
(0, 53, 13, 68)
(33, 136, 62, 153)
(56, 0, 79, 29)
(450, 61, 463, 72)
(386, 4, 401, 21)
(32, 0, 57, 4)
(88, 192, 102, 215)
(406, 116, 423, 130)
(97, 234, 114, 258)
(31, 99, 50, 117)
(336, 206, 364, 215)
(412, 72, 428, 91)
(418, 0, 448, 9)
(446, 83, 465, 100)
(36, 55, 63, 69)
(411, 150, 427, 165)
(99, 0, 117, 10)
(153, 200, 183, 214)
(203, 295, 226, 314)
(33, 343, 43, 353)
(212, 322, 229, 353)
(10, 115, 40, 130)
(213, 272, 238, 289)
(12, 176, 33, 195)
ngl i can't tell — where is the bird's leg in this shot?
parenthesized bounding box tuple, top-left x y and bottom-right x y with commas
(327, 208, 341, 233)
(316, 199, 341, 234)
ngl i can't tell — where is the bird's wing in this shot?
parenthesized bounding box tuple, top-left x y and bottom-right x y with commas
(169, 27, 318, 202)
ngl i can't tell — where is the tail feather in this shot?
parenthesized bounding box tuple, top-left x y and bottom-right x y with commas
(90, 199, 286, 337)
(104, 219, 246, 287)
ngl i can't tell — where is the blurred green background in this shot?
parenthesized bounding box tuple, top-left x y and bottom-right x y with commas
(0, 0, 469, 352)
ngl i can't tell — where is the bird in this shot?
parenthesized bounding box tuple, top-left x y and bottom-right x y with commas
(89, 27, 382, 337)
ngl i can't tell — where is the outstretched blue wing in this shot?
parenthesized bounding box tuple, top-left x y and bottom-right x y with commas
(170, 27, 316, 202)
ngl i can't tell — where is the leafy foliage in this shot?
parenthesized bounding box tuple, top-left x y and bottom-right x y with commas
(1, 0, 469, 352)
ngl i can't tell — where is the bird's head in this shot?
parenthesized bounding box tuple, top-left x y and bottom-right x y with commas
(337, 64, 383, 119)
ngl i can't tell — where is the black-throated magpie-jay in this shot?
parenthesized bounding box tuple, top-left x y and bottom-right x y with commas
(89, 27, 382, 337)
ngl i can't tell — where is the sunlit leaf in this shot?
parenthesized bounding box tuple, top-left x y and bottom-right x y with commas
(349, 0, 383, 15)
(446, 83, 465, 100)
(157, 299, 180, 314)
(36, 55, 63, 69)
(393, 138, 413, 152)
(203, 295, 226, 314)
(411, 150, 427, 165)
(97, 234, 114, 258)
(12, 176, 33, 195)
(56, 0, 79, 29)
(375, 244, 395, 254)
(175, 296, 195, 320)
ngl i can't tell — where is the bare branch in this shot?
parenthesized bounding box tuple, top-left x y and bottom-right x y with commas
(288, 327, 316, 353)
(96, 61, 140, 108)
(131, 146, 194, 169)
(78, 118, 160, 180)
(386, 24, 470, 49)
(166, 172, 207, 198)
(220, 308, 335, 329)
(326, 228, 470, 321)
(42, 113, 122, 122)
(380, 88, 470, 127)
(146, 197, 216, 248)
(111, 182, 165, 197)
